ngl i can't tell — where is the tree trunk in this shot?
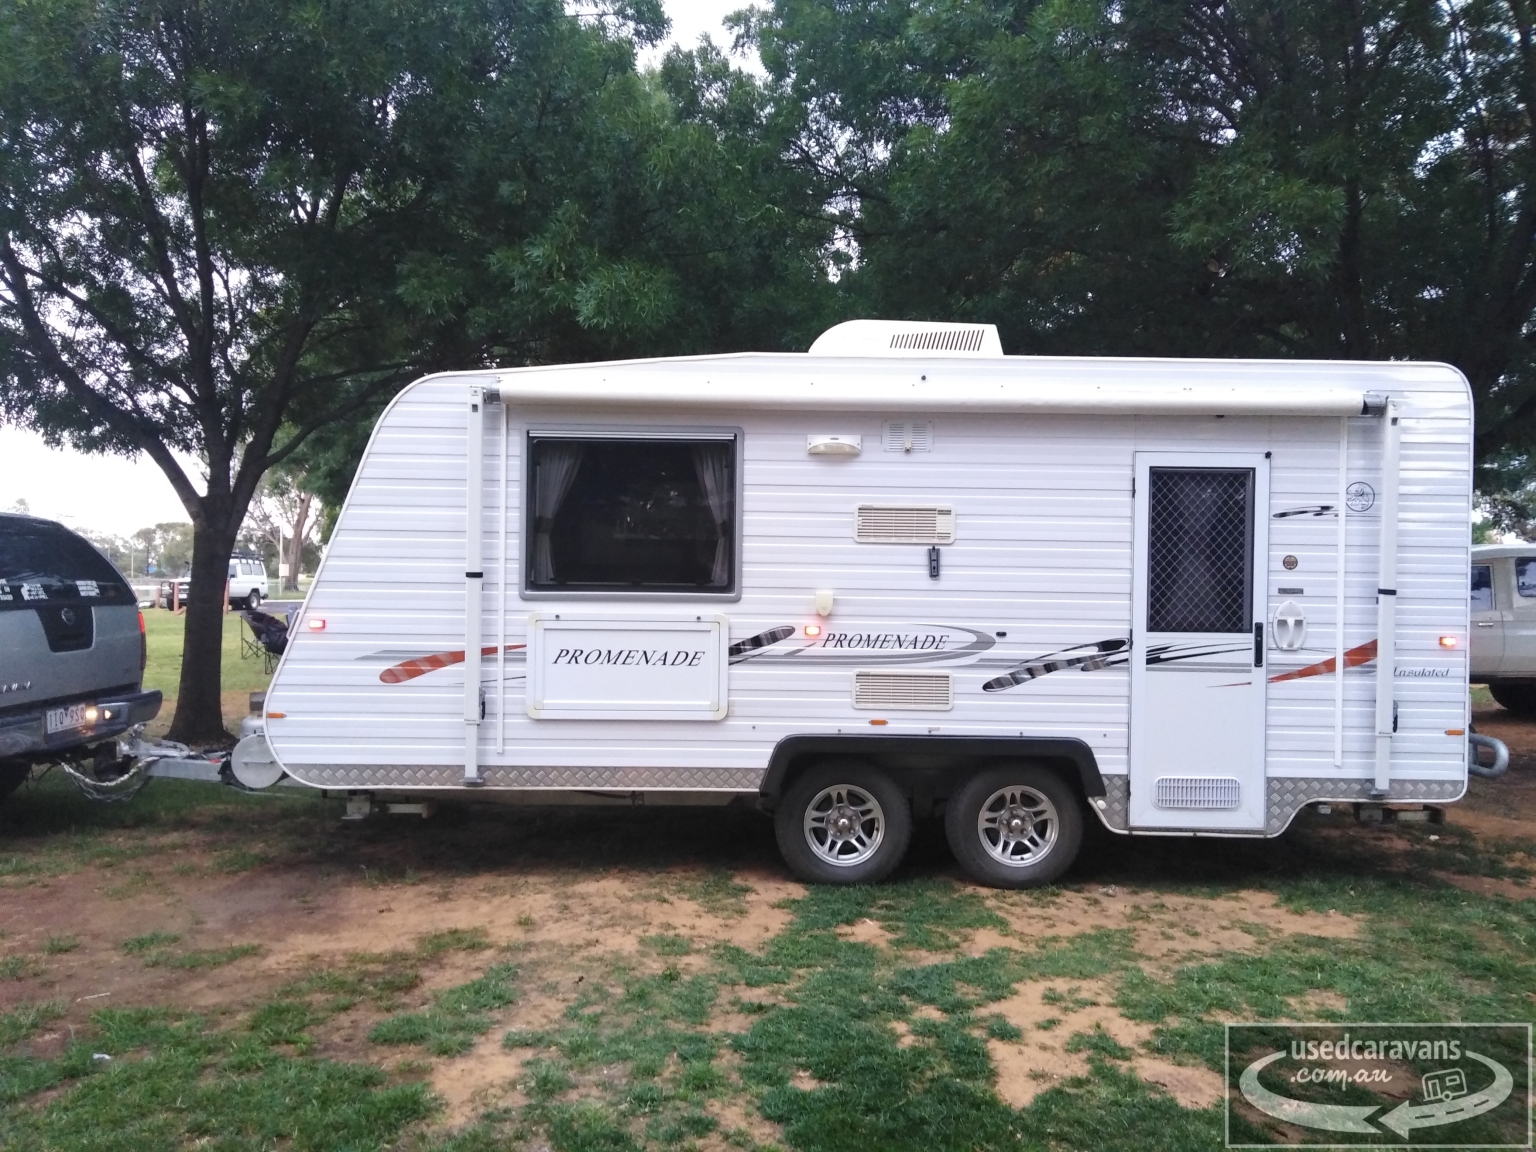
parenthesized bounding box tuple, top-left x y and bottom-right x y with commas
(284, 492, 312, 592)
(166, 516, 240, 747)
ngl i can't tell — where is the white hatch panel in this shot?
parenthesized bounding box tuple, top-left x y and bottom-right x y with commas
(527, 615, 729, 721)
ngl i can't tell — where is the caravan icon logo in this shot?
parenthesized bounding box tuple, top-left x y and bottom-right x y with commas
(1226, 1023, 1531, 1147)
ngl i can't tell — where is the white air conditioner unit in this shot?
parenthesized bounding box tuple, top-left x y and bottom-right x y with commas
(808, 319, 1004, 358)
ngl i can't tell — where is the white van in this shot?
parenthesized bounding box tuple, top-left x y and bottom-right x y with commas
(175, 554, 269, 610)
(240, 320, 1489, 888)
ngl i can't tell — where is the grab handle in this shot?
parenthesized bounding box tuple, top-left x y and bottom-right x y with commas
(1254, 622, 1264, 668)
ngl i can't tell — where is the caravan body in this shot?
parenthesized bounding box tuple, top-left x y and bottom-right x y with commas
(256, 320, 1474, 885)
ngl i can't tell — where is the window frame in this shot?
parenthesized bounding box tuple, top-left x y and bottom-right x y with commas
(519, 425, 744, 602)
(1471, 564, 1495, 612)
(1516, 557, 1536, 600)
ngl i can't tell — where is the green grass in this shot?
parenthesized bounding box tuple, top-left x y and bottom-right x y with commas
(4, 738, 1535, 1149)
(0, 1007, 434, 1148)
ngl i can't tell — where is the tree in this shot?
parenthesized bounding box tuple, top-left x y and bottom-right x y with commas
(243, 469, 320, 591)
(0, 0, 675, 743)
(744, 0, 1536, 492)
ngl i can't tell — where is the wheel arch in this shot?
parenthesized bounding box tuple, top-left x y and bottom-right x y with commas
(760, 735, 1104, 809)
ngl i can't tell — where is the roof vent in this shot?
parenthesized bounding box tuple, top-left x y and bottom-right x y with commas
(808, 319, 1004, 358)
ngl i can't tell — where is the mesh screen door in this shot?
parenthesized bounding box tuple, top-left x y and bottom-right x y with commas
(1145, 468, 1254, 633)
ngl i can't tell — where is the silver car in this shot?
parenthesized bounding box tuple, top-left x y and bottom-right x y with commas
(0, 514, 162, 801)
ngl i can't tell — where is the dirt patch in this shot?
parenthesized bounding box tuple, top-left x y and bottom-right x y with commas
(986, 976, 1223, 1109)
(1130, 1058, 1224, 1109)
(987, 887, 1357, 975)
(1286, 989, 1348, 1019)
(705, 1092, 784, 1148)
(1433, 871, 1533, 899)
(432, 1028, 528, 1128)
(836, 918, 891, 947)
(791, 1068, 825, 1090)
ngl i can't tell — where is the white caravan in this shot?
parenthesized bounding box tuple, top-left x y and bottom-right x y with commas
(241, 320, 1483, 887)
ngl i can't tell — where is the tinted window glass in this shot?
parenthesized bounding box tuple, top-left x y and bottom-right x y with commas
(1471, 565, 1494, 611)
(527, 437, 736, 593)
(1518, 559, 1536, 598)
(0, 517, 131, 610)
(1145, 468, 1254, 633)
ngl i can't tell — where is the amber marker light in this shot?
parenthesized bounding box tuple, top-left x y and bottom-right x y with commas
(1439, 635, 1458, 648)
(804, 624, 822, 638)
(1446, 728, 1465, 736)
(869, 718, 888, 726)
(267, 712, 286, 719)
(307, 617, 326, 631)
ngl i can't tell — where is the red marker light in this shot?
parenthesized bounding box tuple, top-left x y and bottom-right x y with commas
(804, 624, 822, 638)
(307, 617, 326, 631)
(1438, 635, 1458, 648)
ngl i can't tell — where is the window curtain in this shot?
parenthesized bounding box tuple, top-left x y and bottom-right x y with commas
(692, 444, 732, 586)
(531, 444, 584, 584)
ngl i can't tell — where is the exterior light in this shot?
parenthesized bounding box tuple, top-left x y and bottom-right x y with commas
(307, 617, 326, 631)
(1439, 635, 1458, 648)
(804, 624, 822, 638)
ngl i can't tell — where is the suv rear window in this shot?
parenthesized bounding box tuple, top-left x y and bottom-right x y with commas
(0, 517, 132, 610)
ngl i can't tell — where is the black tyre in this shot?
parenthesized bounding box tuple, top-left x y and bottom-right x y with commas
(0, 762, 30, 803)
(245, 590, 262, 610)
(1489, 683, 1536, 716)
(774, 762, 912, 885)
(945, 764, 1083, 889)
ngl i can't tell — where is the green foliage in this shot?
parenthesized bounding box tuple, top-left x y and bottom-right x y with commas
(739, 0, 1536, 491)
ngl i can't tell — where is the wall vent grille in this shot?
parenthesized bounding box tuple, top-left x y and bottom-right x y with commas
(855, 505, 955, 544)
(1154, 776, 1242, 810)
(853, 671, 953, 711)
(883, 420, 933, 452)
(889, 329, 985, 352)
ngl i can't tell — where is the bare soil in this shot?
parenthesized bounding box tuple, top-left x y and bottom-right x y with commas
(5, 706, 1536, 1137)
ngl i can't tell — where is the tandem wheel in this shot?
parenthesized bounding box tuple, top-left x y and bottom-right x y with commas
(774, 761, 912, 885)
(944, 764, 1083, 889)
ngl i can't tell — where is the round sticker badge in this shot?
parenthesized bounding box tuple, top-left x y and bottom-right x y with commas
(1346, 482, 1376, 512)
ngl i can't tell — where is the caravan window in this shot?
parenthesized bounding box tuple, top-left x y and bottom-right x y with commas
(525, 434, 737, 595)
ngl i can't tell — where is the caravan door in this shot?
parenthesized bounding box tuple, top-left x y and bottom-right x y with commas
(1129, 454, 1269, 830)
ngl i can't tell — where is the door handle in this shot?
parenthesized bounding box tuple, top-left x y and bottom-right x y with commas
(1476, 621, 1495, 627)
(1254, 622, 1264, 667)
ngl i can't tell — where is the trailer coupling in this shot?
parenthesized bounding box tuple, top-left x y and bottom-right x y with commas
(1468, 732, 1510, 779)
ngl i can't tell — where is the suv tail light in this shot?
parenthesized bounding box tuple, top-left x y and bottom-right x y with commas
(139, 610, 147, 672)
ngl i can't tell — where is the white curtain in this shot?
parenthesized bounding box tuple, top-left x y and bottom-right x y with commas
(531, 444, 584, 584)
(692, 444, 732, 586)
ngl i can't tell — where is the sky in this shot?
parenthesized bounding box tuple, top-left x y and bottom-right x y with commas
(0, 0, 756, 540)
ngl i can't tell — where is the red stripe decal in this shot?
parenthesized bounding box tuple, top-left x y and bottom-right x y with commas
(1268, 639, 1377, 684)
(380, 645, 526, 684)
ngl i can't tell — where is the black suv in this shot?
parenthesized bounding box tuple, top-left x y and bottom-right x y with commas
(0, 514, 161, 801)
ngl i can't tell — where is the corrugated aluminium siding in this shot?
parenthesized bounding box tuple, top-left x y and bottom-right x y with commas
(265, 359, 1471, 790)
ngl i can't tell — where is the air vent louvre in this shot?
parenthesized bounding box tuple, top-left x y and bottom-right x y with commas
(883, 420, 933, 452)
(855, 505, 955, 544)
(853, 671, 953, 711)
(1154, 776, 1241, 810)
(889, 329, 985, 352)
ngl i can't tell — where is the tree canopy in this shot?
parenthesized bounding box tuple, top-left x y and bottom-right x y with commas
(6, 0, 1536, 745)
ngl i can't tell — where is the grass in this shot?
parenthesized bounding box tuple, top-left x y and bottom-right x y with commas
(3, 722, 1535, 1148)
(141, 607, 273, 737)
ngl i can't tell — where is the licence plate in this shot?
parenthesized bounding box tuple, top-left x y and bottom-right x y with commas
(45, 703, 92, 733)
